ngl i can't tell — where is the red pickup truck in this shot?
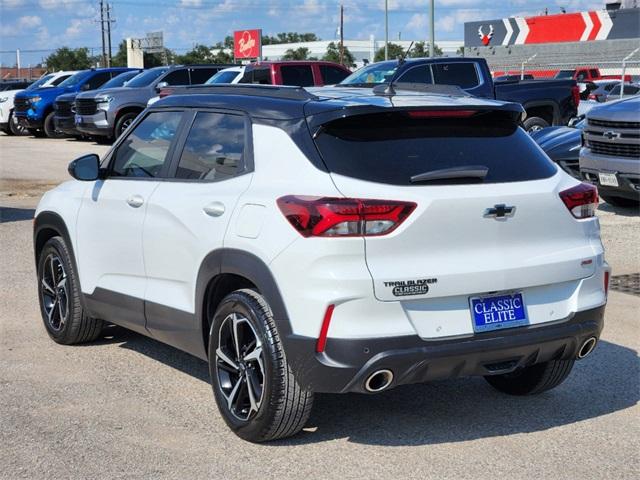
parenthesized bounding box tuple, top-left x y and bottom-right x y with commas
(237, 60, 351, 86)
(554, 67, 631, 82)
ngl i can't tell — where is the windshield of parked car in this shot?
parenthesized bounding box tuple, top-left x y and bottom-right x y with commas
(99, 71, 142, 89)
(554, 70, 575, 79)
(125, 67, 169, 88)
(58, 70, 92, 88)
(206, 70, 240, 84)
(340, 63, 398, 85)
(26, 74, 54, 90)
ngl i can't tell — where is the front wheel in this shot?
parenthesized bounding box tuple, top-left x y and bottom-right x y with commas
(43, 111, 65, 139)
(523, 116, 550, 134)
(485, 359, 575, 395)
(37, 236, 103, 344)
(8, 111, 29, 136)
(209, 289, 313, 442)
(114, 112, 138, 139)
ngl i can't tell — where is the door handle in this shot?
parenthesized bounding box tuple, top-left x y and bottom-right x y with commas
(203, 202, 225, 217)
(126, 195, 144, 208)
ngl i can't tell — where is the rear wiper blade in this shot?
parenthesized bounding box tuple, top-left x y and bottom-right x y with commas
(410, 165, 489, 183)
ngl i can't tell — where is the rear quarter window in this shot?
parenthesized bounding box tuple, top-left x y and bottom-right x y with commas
(280, 65, 314, 86)
(432, 63, 479, 89)
(313, 111, 557, 185)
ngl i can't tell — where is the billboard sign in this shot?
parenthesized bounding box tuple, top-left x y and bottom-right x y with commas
(234, 29, 262, 59)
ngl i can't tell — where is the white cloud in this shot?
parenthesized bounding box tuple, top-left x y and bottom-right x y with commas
(0, 0, 26, 8)
(64, 18, 85, 38)
(0, 15, 42, 36)
(180, 0, 202, 6)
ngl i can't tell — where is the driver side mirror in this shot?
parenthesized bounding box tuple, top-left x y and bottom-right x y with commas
(68, 154, 100, 181)
(155, 81, 169, 93)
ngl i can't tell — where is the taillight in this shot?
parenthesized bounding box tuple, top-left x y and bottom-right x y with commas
(572, 85, 580, 107)
(604, 270, 610, 296)
(407, 110, 477, 118)
(277, 196, 416, 237)
(587, 93, 597, 101)
(559, 183, 598, 219)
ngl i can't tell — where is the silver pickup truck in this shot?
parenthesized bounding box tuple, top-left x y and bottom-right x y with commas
(580, 96, 640, 207)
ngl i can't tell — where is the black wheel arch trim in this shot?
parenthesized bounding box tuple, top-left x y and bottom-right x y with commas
(522, 100, 561, 125)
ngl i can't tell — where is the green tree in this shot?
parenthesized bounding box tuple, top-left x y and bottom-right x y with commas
(281, 47, 310, 61)
(373, 42, 405, 62)
(111, 40, 128, 67)
(175, 44, 216, 64)
(262, 32, 319, 45)
(143, 49, 175, 68)
(409, 41, 443, 58)
(457, 45, 465, 56)
(44, 47, 95, 70)
(322, 41, 356, 68)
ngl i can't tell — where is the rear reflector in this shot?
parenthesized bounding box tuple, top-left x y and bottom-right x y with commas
(559, 183, 598, 219)
(604, 271, 610, 296)
(316, 304, 335, 353)
(277, 196, 416, 237)
(159, 88, 174, 98)
(407, 110, 477, 118)
(572, 85, 581, 107)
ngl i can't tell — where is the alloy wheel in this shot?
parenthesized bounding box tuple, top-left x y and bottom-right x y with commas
(40, 254, 68, 331)
(215, 312, 265, 421)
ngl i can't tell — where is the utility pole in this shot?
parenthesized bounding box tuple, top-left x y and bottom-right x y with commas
(384, 0, 389, 60)
(106, 3, 113, 67)
(429, 0, 435, 57)
(99, 0, 106, 67)
(339, 4, 344, 66)
(16, 49, 21, 80)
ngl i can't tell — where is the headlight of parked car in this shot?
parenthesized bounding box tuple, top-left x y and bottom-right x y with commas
(29, 96, 41, 105)
(0, 97, 8, 103)
(95, 96, 114, 110)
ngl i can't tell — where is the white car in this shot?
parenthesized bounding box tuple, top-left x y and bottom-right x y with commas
(34, 84, 609, 442)
(0, 71, 74, 135)
(147, 66, 245, 106)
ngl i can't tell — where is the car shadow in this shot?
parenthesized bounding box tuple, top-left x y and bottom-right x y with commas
(0, 207, 35, 223)
(598, 202, 640, 217)
(90, 325, 638, 447)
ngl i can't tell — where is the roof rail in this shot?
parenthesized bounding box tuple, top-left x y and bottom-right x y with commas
(373, 83, 471, 97)
(170, 84, 319, 101)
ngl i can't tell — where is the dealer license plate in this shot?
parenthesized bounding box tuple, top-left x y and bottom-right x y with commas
(598, 172, 619, 187)
(470, 292, 528, 333)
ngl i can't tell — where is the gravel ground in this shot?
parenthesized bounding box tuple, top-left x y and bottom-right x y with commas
(1, 135, 638, 480)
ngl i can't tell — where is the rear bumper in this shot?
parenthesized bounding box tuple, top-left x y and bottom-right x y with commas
(286, 305, 605, 394)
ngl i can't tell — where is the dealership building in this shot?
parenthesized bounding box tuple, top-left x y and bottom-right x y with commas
(462, 1, 640, 76)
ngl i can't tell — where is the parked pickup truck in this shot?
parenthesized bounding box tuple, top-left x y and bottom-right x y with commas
(555, 67, 631, 83)
(54, 69, 143, 137)
(14, 67, 135, 138)
(238, 60, 351, 86)
(74, 64, 231, 140)
(339, 57, 579, 132)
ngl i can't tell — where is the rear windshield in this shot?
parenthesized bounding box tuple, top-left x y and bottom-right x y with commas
(313, 112, 557, 185)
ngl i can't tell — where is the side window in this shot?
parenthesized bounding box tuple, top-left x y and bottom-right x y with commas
(51, 75, 71, 86)
(589, 69, 599, 78)
(175, 112, 245, 181)
(432, 63, 479, 89)
(397, 65, 433, 84)
(189, 68, 219, 85)
(320, 65, 350, 85)
(84, 71, 113, 91)
(240, 68, 271, 84)
(162, 69, 190, 86)
(280, 65, 314, 86)
(111, 111, 183, 178)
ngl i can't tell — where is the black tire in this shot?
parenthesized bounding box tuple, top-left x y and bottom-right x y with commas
(523, 116, 550, 133)
(37, 236, 103, 345)
(8, 111, 29, 136)
(485, 359, 575, 396)
(43, 111, 65, 138)
(28, 127, 45, 138)
(601, 194, 640, 208)
(114, 112, 138, 139)
(209, 289, 313, 442)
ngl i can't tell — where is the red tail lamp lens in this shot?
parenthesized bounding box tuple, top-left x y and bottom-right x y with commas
(559, 183, 598, 219)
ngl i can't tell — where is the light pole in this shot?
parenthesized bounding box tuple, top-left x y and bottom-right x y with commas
(384, 0, 389, 60)
(429, 0, 435, 57)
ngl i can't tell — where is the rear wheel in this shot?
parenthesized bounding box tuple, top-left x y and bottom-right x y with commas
(43, 111, 65, 139)
(209, 289, 313, 442)
(601, 194, 639, 208)
(37, 236, 103, 344)
(523, 116, 550, 133)
(485, 359, 574, 395)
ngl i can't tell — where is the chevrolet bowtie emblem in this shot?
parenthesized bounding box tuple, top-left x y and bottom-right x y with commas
(484, 204, 516, 219)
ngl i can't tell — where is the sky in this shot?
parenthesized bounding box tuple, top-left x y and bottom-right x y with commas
(0, 0, 606, 66)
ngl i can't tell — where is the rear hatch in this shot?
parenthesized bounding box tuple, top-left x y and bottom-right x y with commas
(310, 108, 598, 304)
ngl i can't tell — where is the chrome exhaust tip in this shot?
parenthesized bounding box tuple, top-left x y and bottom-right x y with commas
(364, 369, 394, 392)
(577, 337, 598, 359)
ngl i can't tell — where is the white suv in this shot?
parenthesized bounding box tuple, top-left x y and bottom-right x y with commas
(34, 84, 609, 442)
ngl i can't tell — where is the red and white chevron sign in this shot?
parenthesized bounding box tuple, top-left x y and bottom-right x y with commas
(464, 9, 638, 47)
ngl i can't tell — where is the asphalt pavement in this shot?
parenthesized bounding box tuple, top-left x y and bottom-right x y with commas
(1, 135, 638, 479)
